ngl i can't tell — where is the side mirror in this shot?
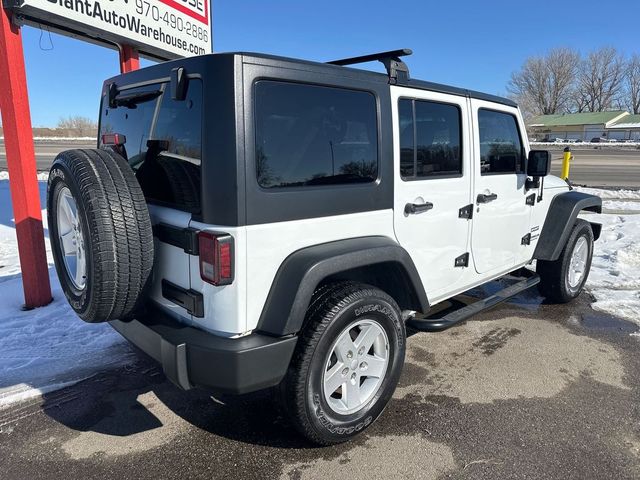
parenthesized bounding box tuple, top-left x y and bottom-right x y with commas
(527, 150, 551, 178)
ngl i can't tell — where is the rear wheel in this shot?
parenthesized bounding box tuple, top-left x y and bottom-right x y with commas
(48, 149, 154, 322)
(537, 219, 594, 303)
(280, 282, 405, 445)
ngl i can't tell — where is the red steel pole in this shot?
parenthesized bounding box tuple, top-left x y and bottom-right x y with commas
(119, 44, 140, 73)
(0, 8, 52, 308)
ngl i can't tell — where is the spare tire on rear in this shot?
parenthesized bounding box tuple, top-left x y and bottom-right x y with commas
(47, 149, 154, 322)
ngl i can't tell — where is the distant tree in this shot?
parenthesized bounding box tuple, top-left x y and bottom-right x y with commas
(56, 116, 98, 137)
(255, 147, 279, 187)
(623, 54, 640, 114)
(339, 160, 377, 178)
(570, 87, 590, 113)
(508, 92, 540, 122)
(508, 48, 580, 115)
(575, 47, 625, 112)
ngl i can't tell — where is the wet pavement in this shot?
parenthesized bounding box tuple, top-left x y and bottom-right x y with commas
(1, 288, 639, 480)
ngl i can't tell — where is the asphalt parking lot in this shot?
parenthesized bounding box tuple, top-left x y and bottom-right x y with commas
(1, 285, 639, 480)
(547, 146, 640, 187)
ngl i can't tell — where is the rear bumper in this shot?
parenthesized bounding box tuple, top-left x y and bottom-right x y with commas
(110, 309, 297, 395)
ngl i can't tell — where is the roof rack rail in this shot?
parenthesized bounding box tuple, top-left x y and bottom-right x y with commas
(327, 48, 413, 84)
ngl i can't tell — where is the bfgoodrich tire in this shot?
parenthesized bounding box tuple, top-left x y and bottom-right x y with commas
(280, 282, 406, 445)
(537, 219, 594, 303)
(47, 149, 154, 322)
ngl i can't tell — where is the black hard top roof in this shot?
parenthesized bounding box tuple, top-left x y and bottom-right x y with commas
(106, 51, 517, 108)
(232, 51, 518, 108)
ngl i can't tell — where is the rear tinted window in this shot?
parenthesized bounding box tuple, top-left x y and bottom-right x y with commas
(99, 80, 202, 212)
(399, 99, 415, 177)
(254, 81, 378, 189)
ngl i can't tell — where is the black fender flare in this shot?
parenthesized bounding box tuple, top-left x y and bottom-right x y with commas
(533, 191, 602, 261)
(256, 236, 429, 336)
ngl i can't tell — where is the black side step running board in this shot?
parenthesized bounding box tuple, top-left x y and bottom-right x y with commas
(407, 274, 540, 332)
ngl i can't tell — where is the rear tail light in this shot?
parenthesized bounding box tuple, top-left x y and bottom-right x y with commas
(198, 232, 234, 286)
(101, 133, 126, 146)
(102, 133, 127, 158)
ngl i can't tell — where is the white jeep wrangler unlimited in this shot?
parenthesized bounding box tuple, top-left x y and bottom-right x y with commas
(47, 49, 602, 445)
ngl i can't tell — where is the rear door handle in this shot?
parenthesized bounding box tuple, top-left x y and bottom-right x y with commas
(405, 201, 434, 215)
(477, 193, 498, 204)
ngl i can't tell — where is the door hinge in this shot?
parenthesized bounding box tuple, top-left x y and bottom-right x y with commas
(526, 193, 536, 206)
(458, 204, 473, 219)
(154, 224, 200, 255)
(454, 252, 469, 267)
(162, 280, 204, 317)
(521, 233, 531, 245)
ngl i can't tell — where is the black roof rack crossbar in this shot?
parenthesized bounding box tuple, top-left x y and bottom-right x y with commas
(327, 48, 412, 84)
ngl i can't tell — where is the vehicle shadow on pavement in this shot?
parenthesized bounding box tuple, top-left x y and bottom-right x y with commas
(39, 355, 316, 450)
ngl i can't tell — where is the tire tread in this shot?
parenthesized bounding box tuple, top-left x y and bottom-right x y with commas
(48, 148, 154, 322)
(281, 282, 402, 445)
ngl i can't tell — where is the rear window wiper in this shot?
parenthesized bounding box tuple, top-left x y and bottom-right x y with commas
(109, 89, 162, 109)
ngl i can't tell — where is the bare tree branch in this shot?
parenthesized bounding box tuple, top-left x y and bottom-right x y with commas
(56, 115, 98, 137)
(508, 48, 580, 115)
(624, 54, 640, 114)
(576, 47, 625, 112)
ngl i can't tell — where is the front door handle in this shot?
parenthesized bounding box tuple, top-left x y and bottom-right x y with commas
(477, 193, 498, 204)
(405, 201, 434, 215)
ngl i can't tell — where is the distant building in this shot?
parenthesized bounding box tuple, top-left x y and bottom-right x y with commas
(606, 114, 640, 141)
(527, 111, 629, 141)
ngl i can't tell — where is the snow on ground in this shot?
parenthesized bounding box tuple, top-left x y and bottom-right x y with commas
(582, 219, 640, 325)
(574, 185, 640, 200)
(0, 178, 133, 408)
(601, 200, 640, 213)
(585, 212, 640, 323)
(0, 137, 96, 142)
(577, 187, 640, 325)
(0, 171, 50, 181)
(531, 141, 640, 148)
(573, 188, 640, 214)
(0, 272, 135, 407)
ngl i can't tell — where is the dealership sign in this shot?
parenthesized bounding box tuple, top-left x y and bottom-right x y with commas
(4, 0, 212, 59)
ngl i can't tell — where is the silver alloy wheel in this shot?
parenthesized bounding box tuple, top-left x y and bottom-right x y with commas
(568, 236, 588, 289)
(56, 186, 87, 290)
(322, 319, 390, 415)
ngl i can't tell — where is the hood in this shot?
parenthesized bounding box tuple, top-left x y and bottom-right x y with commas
(543, 175, 570, 190)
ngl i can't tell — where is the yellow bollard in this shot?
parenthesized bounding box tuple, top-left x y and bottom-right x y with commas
(561, 146, 572, 180)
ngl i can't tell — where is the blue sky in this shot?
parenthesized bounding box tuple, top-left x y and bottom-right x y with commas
(12, 0, 640, 126)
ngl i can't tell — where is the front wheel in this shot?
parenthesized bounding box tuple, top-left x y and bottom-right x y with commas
(280, 282, 406, 445)
(537, 219, 594, 303)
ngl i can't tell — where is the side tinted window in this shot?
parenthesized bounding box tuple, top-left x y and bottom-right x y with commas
(255, 81, 378, 189)
(478, 109, 524, 175)
(99, 80, 202, 212)
(398, 98, 462, 179)
(399, 99, 415, 177)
